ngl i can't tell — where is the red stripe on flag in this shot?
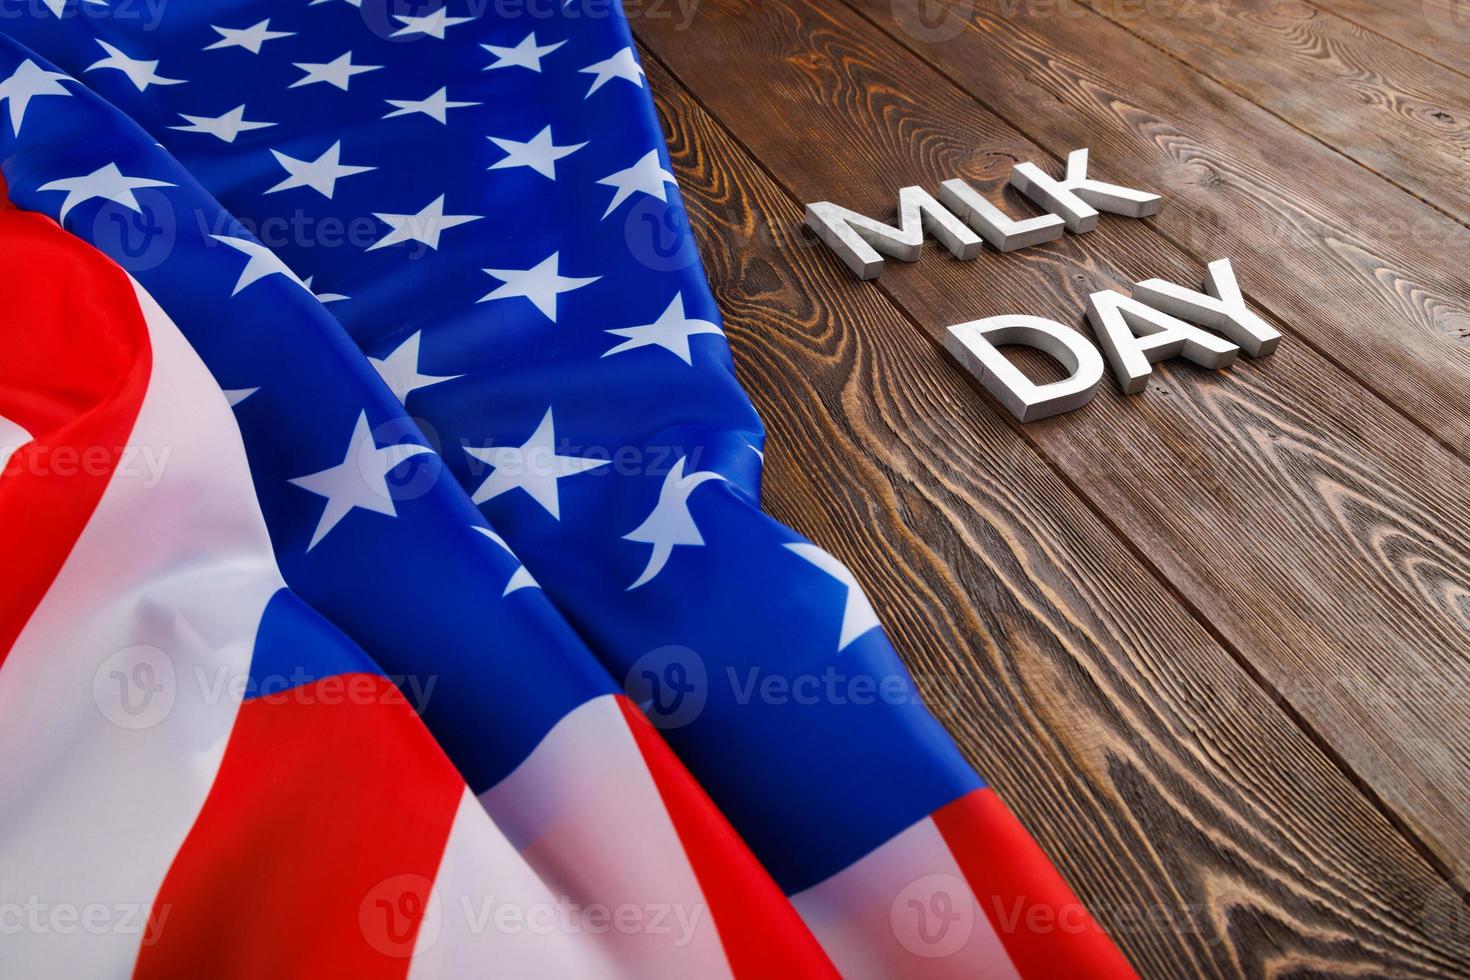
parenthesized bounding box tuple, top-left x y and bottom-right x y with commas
(933, 788, 1137, 979)
(135, 674, 465, 979)
(0, 191, 151, 665)
(614, 696, 838, 978)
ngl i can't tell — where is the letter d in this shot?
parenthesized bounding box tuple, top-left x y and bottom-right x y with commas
(945, 315, 1105, 422)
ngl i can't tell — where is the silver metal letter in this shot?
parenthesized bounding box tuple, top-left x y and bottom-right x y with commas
(804, 186, 982, 280)
(1086, 289, 1239, 394)
(1132, 258, 1281, 357)
(937, 179, 1065, 252)
(945, 315, 1105, 422)
(1010, 148, 1162, 233)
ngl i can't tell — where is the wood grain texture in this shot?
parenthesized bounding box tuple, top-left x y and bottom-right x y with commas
(641, 50, 1470, 979)
(1071, 0, 1470, 225)
(1311, 0, 1470, 78)
(636, 0, 1470, 891)
(841, 0, 1470, 459)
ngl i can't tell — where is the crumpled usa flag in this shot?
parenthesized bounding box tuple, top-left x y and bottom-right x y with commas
(0, 1, 1133, 977)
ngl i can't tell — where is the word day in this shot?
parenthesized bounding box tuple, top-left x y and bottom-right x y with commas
(803, 149, 1280, 421)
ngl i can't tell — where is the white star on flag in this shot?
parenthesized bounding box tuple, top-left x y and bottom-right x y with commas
(785, 543, 881, 652)
(291, 51, 382, 90)
(210, 234, 309, 295)
(391, 8, 475, 39)
(369, 332, 462, 403)
(205, 20, 294, 54)
(479, 252, 599, 322)
(597, 149, 676, 219)
(290, 411, 434, 550)
(170, 105, 274, 143)
(37, 162, 174, 225)
(368, 195, 481, 251)
(266, 141, 375, 198)
(303, 275, 349, 303)
(384, 87, 479, 124)
(482, 32, 564, 72)
(487, 126, 586, 180)
(0, 59, 72, 135)
(604, 293, 723, 364)
(463, 408, 609, 517)
(579, 47, 645, 98)
(624, 457, 727, 590)
(471, 526, 539, 596)
(85, 39, 185, 91)
(223, 387, 258, 408)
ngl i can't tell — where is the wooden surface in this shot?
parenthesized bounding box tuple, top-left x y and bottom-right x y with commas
(1311, 0, 1470, 78)
(1074, 0, 1470, 225)
(630, 2, 1470, 976)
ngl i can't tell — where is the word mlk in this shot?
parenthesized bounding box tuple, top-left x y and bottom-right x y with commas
(803, 149, 1280, 421)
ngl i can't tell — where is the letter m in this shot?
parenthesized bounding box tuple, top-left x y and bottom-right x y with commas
(804, 186, 981, 280)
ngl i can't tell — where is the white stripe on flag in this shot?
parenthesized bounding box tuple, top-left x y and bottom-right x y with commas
(0, 276, 284, 977)
(477, 694, 732, 979)
(791, 814, 1022, 980)
(408, 787, 625, 977)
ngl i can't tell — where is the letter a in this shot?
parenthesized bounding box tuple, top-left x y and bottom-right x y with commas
(1132, 258, 1281, 357)
(1086, 289, 1239, 394)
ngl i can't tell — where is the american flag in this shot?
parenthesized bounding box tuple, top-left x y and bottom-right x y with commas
(0, 1, 1133, 976)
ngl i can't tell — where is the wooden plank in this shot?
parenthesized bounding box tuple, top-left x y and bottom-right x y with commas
(842, 0, 1470, 457)
(1071, 0, 1470, 225)
(642, 50, 1470, 979)
(1312, 0, 1470, 78)
(632, 0, 1470, 892)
